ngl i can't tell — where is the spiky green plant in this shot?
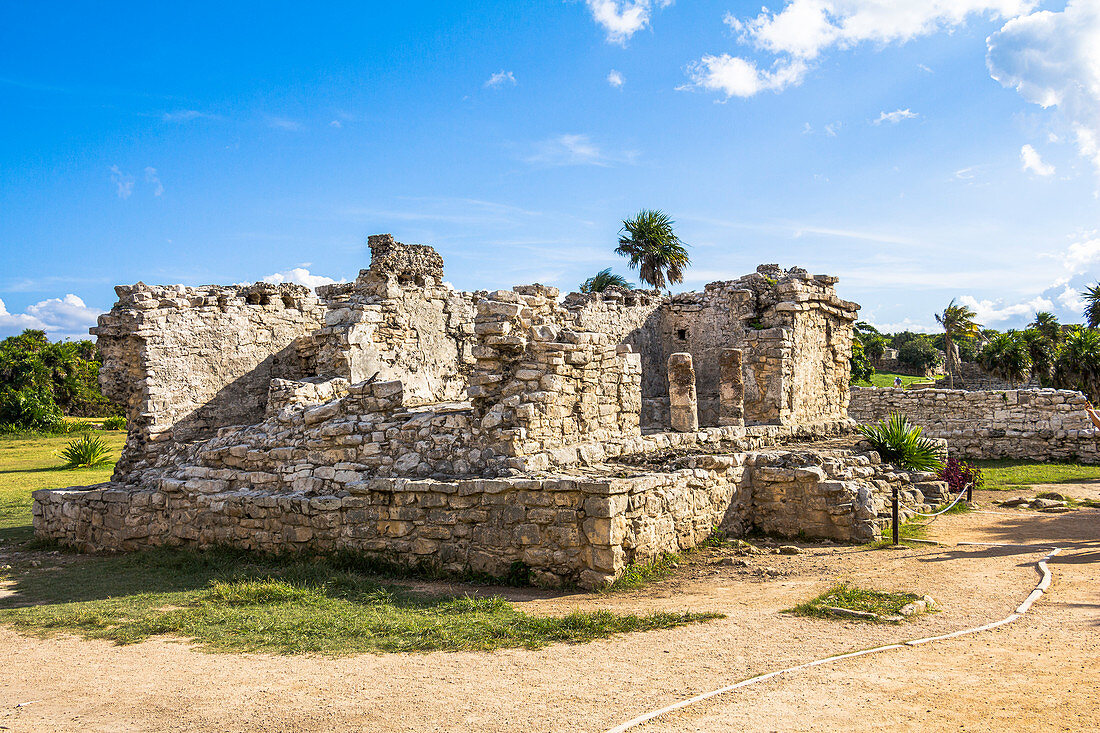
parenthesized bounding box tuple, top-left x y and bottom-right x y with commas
(978, 333, 1032, 387)
(615, 209, 690, 290)
(858, 413, 943, 472)
(101, 415, 127, 431)
(60, 433, 111, 468)
(579, 268, 634, 293)
(1083, 284, 1100, 329)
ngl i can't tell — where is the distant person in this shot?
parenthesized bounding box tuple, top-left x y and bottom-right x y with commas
(893, 376, 902, 388)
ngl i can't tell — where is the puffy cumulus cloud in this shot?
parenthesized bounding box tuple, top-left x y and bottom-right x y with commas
(0, 294, 102, 340)
(261, 268, 339, 289)
(988, 1, 1100, 173)
(957, 294, 1055, 324)
(875, 108, 918, 125)
(688, 0, 1033, 98)
(1061, 232, 1100, 274)
(864, 317, 938, 334)
(484, 70, 516, 89)
(683, 55, 807, 98)
(1058, 284, 1087, 314)
(607, 69, 624, 88)
(584, 0, 673, 45)
(1020, 144, 1055, 176)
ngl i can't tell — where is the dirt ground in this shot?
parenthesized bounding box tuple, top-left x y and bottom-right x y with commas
(1, 482, 1097, 733)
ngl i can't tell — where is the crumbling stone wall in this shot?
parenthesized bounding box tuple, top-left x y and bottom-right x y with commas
(93, 283, 325, 482)
(850, 387, 1100, 462)
(313, 234, 478, 404)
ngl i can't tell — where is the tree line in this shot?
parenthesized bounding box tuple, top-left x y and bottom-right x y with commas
(0, 329, 122, 431)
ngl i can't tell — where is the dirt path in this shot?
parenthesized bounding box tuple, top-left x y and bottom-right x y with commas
(1, 484, 1096, 733)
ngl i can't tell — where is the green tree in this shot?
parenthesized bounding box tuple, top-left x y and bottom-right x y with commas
(1083, 283, 1100, 329)
(935, 299, 981, 389)
(1030, 311, 1062, 344)
(615, 210, 690, 290)
(978, 333, 1032, 387)
(897, 338, 941, 375)
(1053, 327, 1100, 402)
(579, 268, 633, 293)
(850, 338, 874, 383)
(863, 334, 888, 363)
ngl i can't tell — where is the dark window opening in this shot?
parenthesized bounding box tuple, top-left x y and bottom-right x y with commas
(676, 329, 687, 341)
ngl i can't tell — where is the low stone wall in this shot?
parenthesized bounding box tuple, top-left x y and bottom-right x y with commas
(849, 387, 1100, 462)
(35, 442, 942, 588)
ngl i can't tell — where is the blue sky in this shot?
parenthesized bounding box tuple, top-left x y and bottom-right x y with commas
(2, 1, 1099, 340)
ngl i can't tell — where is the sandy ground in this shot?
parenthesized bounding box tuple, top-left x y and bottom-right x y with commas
(0, 482, 1097, 733)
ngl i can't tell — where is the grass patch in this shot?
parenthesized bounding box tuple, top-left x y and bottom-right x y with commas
(606, 551, 683, 592)
(0, 547, 720, 654)
(786, 583, 921, 622)
(973, 459, 1100, 492)
(854, 372, 944, 389)
(0, 431, 125, 543)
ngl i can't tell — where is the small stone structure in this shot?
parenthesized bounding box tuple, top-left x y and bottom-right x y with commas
(35, 236, 946, 587)
(850, 386, 1100, 462)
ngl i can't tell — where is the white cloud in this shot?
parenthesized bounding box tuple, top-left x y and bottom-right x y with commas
(1020, 144, 1055, 176)
(865, 317, 939, 334)
(144, 166, 164, 196)
(266, 116, 302, 131)
(955, 166, 978, 180)
(607, 69, 624, 88)
(1061, 232, 1100, 273)
(0, 294, 102, 340)
(957, 293, 1054, 324)
(1057, 284, 1087, 314)
(484, 70, 517, 89)
(824, 121, 840, 136)
(988, 0, 1100, 174)
(682, 55, 807, 98)
(584, 0, 672, 45)
(693, 1, 1034, 97)
(329, 120, 342, 128)
(162, 109, 209, 122)
(523, 133, 636, 167)
(918, 63, 934, 73)
(261, 268, 339, 289)
(875, 108, 918, 125)
(109, 165, 134, 199)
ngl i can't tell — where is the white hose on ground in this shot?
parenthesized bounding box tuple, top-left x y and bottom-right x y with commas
(603, 546, 1061, 733)
(909, 483, 971, 518)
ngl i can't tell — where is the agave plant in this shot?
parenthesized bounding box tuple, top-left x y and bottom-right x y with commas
(60, 433, 111, 468)
(858, 413, 943, 471)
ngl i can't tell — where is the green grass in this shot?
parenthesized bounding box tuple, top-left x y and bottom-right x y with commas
(786, 583, 922, 622)
(0, 548, 721, 654)
(854, 372, 945, 389)
(607, 551, 684, 591)
(973, 459, 1100, 492)
(0, 431, 125, 542)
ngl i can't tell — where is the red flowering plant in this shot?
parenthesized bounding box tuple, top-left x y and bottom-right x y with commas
(937, 456, 983, 496)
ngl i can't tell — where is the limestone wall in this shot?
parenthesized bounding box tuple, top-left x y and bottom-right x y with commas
(92, 282, 325, 482)
(849, 387, 1100, 462)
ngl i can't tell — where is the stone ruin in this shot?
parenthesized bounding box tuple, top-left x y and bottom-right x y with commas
(34, 235, 949, 588)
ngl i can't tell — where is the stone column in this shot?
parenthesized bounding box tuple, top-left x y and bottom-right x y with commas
(719, 348, 745, 427)
(667, 352, 698, 432)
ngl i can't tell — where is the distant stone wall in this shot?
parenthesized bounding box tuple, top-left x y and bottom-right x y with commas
(849, 387, 1100, 462)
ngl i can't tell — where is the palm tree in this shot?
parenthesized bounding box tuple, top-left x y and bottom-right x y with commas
(935, 299, 981, 389)
(1053, 327, 1100, 402)
(978, 333, 1032, 387)
(1030, 311, 1062, 344)
(579, 268, 633, 293)
(1083, 283, 1100, 329)
(615, 210, 690, 290)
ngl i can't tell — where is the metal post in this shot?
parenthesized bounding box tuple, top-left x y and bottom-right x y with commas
(966, 482, 973, 504)
(892, 485, 900, 546)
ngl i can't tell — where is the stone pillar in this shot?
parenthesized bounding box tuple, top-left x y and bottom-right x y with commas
(667, 352, 698, 432)
(719, 348, 745, 427)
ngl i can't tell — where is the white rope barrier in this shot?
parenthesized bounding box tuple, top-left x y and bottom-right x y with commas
(908, 483, 971, 518)
(603, 546, 1061, 733)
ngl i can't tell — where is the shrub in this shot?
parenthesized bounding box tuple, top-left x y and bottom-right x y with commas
(0, 386, 63, 431)
(60, 434, 112, 468)
(896, 338, 942, 373)
(859, 413, 943, 472)
(850, 338, 874, 383)
(102, 415, 127, 431)
(937, 457, 983, 496)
